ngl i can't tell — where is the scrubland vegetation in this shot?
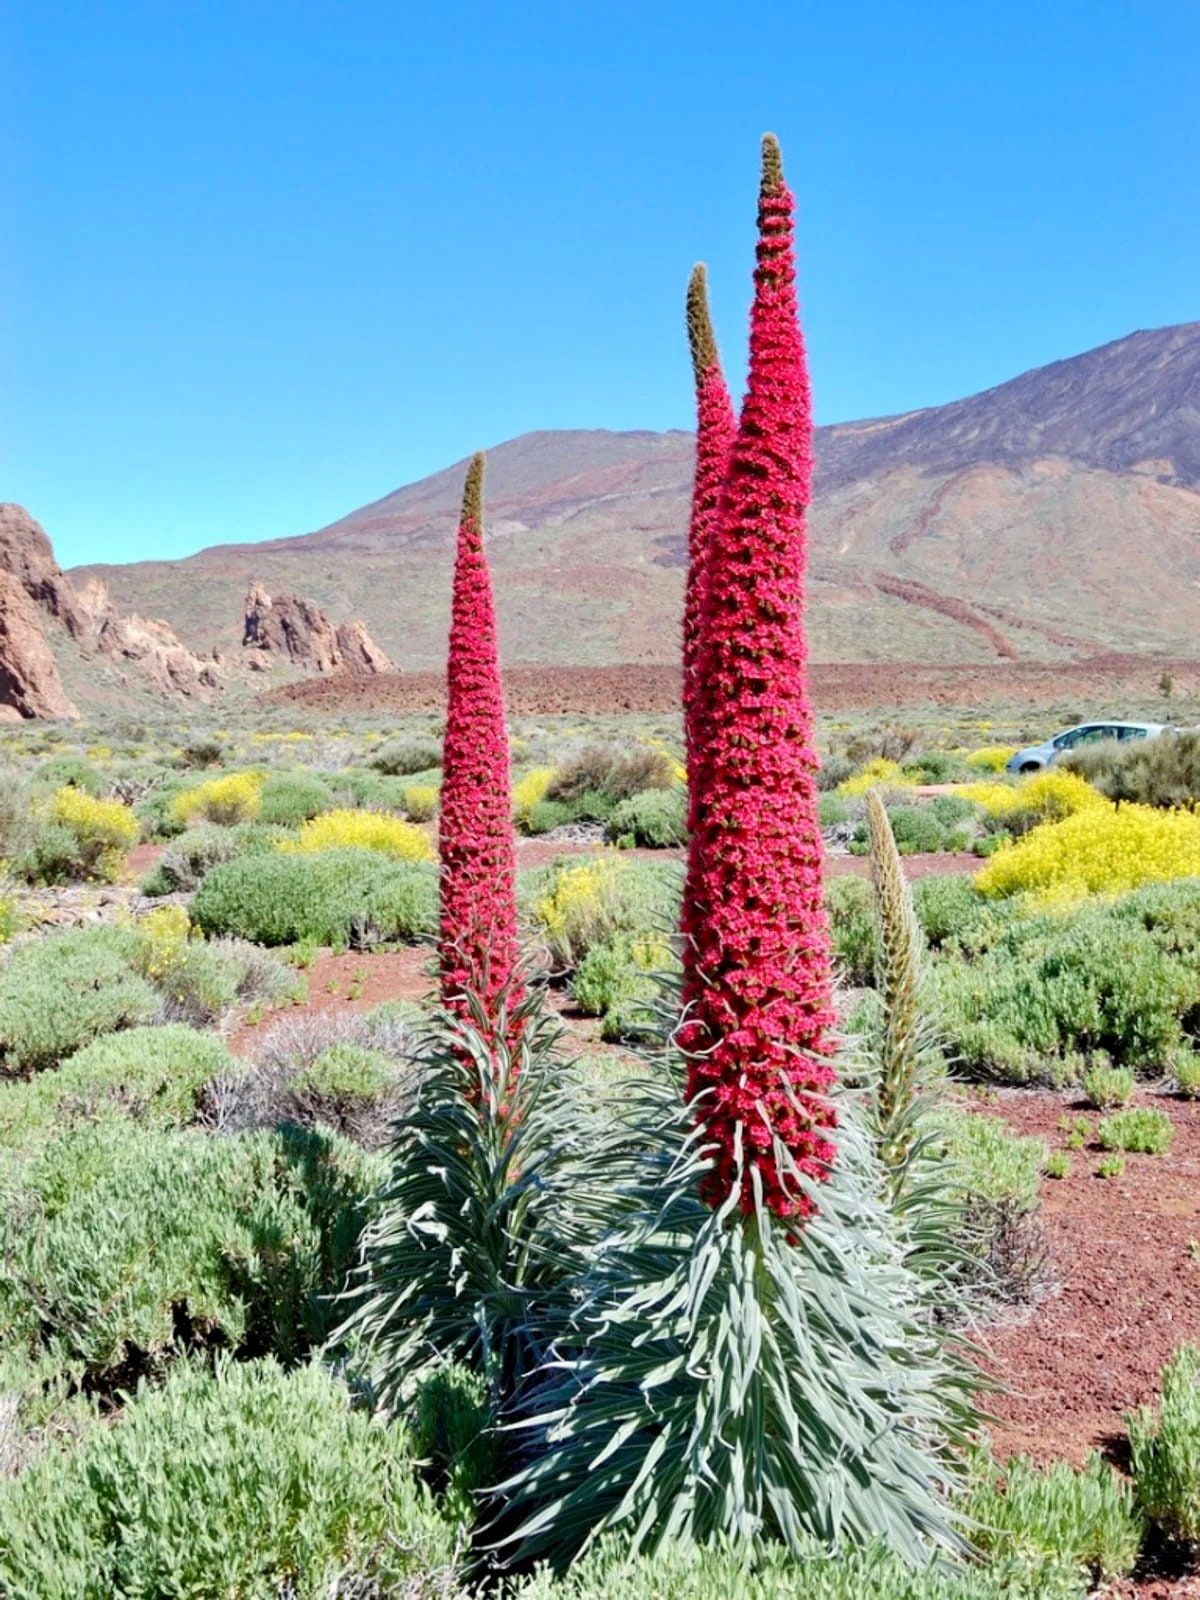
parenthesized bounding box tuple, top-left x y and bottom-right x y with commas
(3, 140, 1200, 1599)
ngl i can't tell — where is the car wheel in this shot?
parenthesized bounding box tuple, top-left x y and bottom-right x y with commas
(1019, 762, 1041, 774)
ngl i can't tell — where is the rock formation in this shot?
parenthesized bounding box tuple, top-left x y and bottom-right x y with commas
(0, 571, 79, 719)
(242, 584, 394, 674)
(0, 504, 88, 639)
(78, 579, 223, 700)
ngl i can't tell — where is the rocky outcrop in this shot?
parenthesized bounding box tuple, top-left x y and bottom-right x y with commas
(0, 572, 79, 719)
(78, 579, 223, 700)
(242, 584, 394, 674)
(0, 504, 88, 639)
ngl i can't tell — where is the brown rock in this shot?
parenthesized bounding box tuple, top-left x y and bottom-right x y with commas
(242, 584, 393, 674)
(0, 571, 79, 719)
(0, 504, 88, 638)
(79, 578, 223, 700)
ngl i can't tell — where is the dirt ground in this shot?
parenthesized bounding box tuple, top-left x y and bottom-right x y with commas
(263, 655, 1200, 716)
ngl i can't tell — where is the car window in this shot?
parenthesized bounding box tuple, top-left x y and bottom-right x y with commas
(1116, 726, 1148, 741)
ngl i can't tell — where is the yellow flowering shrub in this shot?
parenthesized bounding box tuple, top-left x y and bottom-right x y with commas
(965, 745, 1018, 773)
(837, 758, 918, 798)
(402, 784, 439, 823)
(51, 786, 139, 881)
(534, 857, 622, 968)
(513, 768, 556, 826)
(976, 802, 1200, 899)
(960, 770, 1104, 824)
(132, 905, 192, 982)
(171, 771, 264, 827)
(278, 809, 433, 862)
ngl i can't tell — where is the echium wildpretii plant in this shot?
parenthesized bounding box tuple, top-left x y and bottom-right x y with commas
(438, 450, 523, 1055)
(499, 137, 979, 1572)
(336, 456, 590, 1414)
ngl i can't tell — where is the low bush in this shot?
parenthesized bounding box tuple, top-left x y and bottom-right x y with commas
(1096, 1107, 1173, 1154)
(965, 745, 1019, 773)
(513, 767, 557, 829)
(605, 787, 687, 848)
(976, 802, 1200, 899)
(837, 757, 918, 798)
(936, 1107, 1048, 1306)
(525, 798, 577, 835)
(32, 753, 104, 796)
(410, 1361, 496, 1524)
(963, 1450, 1143, 1583)
(1175, 1054, 1200, 1097)
(1081, 1061, 1134, 1109)
(0, 1025, 236, 1148)
(572, 931, 675, 1041)
(370, 734, 444, 775)
(933, 909, 1194, 1084)
(0, 766, 34, 860)
(1129, 1343, 1200, 1543)
(403, 782, 439, 822)
(170, 770, 264, 828)
(25, 787, 140, 883)
(526, 856, 682, 970)
(511, 1540, 1084, 1599)
(280, 808, 433, 862)
(256, 769, 335, 826)
(0, 1356, 458, 1599)
(0, 1120, 381, 1387)
(141, 820, 287, 895)
(191, 849, 437, 948)
(818, 791, 850, 828)
(826, 876, 876, 985)
(1065, 730, 1200, 812)
(0, 929, 159, 1075)
(547, 744, 674, 806)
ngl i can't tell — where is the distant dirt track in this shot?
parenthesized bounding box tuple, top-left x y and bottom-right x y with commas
(263, 655, 1200, 716)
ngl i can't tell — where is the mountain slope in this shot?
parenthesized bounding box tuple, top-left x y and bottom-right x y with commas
(72, 323, 1200, 669)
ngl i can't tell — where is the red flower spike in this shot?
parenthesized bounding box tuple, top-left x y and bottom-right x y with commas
(438, 452, 522, 1054)
(681, 263, 736, 786)
(680, 135, 838, 1224)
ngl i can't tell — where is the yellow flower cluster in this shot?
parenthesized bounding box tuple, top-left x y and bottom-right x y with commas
(959, 769, 1104, 823)
(402, 783, 439, 823)
(964, 745, 1018, 773)
(51, 786, 139, 881)
(836, 758, 918, 798)
(171, 771, 264, 827)
(278, 809, 433, 862)
(512, 767, 556, 825)
(976, 802, 1200, 899)
(535, 857, 621, 968)
(132, 904, 192, 982)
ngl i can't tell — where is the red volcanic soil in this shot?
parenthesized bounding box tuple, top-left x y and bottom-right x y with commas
(981, 1087, 1200, 1469)
(226, 947, 431, 1056)
(264, 655, 1200, 716)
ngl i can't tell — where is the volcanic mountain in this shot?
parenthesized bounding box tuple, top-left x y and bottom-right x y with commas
(71, 322, 1200, 668)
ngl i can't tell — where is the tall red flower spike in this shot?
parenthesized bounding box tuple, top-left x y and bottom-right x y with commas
(681, 263, 736, 783)
(438, 452, 522, 1049)
(681, 135, 837, 1223)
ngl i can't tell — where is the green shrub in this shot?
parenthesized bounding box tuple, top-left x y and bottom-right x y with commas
(1096, 1152, 1125, 1178)
(547, 744, 674, 805)
(911, 875, 986, 949)
(525, 798, 576, 835)
(878, 805, 944, 855)
(0, 1356, 458, 1599)
(410, 1361, 496, 1523)
(0, 766, 35, 860)
(963, 1451, 1143, 1583)
(605, 787, 687, 848)
(930, 792, 977, 826)
(572, 932, 674, 1040)
(1096, 1106, 1173, 1154)
(1129, 1342, 1200, 1542)
(1044, 1151, 1071, 1179)
(257, 770, 335, 826)
(933, 909, 1193, 1084)
(1081, 1061, 1134, 1109)
(523, 856, 682, 970)
(935, 1107, 1048, 1305)
(0, 1120, 382, 1386)
(0, 929, 159, 1074)
(818, 791, 850, 828)
(141, 820, 288, 895)
(1174, 1053, 1200, 1097)
(0, 1025, 236, 1148)
(511, 1539, 1084, 1599)
(1068, 729, 1200, 812)
(191, 849, 437, 948)
(825, 875, 876, 985)
(32, 753, 104, 795)
(370, 735, 444, 775)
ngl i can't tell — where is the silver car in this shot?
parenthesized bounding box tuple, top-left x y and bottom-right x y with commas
(1006, 720, 1167, 775)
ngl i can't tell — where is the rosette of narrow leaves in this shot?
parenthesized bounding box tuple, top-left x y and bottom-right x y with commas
(335, 984, 597, 1410)
(494, 1065, 975, 1569)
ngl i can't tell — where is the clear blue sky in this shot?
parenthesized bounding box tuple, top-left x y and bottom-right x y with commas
(2, 1, 1197, 568)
